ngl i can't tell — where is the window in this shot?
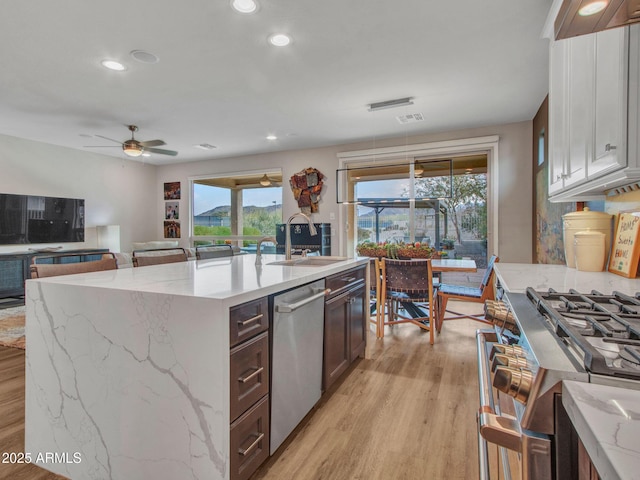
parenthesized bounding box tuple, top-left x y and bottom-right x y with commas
(342, 156, 487, 257)
(191, 170, 282, 250)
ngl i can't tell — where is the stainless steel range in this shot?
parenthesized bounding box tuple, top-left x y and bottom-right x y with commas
(476, 287, 640, 480)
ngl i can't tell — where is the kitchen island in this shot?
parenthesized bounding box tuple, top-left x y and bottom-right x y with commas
(24, 254, 368, 480)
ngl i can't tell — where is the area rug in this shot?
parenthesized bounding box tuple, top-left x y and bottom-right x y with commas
(0, 306, 25, 350)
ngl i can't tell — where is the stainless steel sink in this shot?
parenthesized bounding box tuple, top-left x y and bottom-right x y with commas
(267, 256, 348, 267)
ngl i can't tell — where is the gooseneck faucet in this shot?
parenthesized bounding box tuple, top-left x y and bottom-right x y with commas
(285, 212, 317, 260)
(255, 236, 277, 265)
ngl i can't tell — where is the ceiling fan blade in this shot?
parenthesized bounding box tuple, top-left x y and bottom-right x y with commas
(138, 139, 166, 147)
(145, 147, 178, 156)
(94, 135, 123, 145)
(83, 145, 118, 148)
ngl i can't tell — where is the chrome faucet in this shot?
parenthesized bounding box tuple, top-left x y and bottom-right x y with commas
(255, 236, 277, 265)
(285, 212, 317, 260)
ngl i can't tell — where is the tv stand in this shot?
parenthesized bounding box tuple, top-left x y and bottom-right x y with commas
(0, 249, 108, 308)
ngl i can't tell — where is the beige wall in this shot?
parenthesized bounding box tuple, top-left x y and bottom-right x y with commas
(157, 120, 534, 262)
(0, 121, 533, 261)
(0, 133, 157, 254)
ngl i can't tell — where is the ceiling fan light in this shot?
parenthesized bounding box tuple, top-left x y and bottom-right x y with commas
(123, 142, 143, 157)
(260, 174, 272, 186)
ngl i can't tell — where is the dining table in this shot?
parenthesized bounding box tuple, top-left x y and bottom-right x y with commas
(432, 258, 477, 273)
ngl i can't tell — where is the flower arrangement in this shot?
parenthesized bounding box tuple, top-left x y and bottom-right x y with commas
(356, 241, 442, 259)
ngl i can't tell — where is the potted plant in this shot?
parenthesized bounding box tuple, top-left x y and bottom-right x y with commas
(441, 238, 455, 250)
(356, 241, 440, 259)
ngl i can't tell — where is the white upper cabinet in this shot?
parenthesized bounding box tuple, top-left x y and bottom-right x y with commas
(548, 26, 634, 202)
(591, 28, 628, 177)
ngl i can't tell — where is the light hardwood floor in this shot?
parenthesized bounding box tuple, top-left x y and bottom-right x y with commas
(252, 303, 482, 480)
(0, 301, 484, 480)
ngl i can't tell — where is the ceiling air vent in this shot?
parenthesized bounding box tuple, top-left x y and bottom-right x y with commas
(396, 113, 424, 124)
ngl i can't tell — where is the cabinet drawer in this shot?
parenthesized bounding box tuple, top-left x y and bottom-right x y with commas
(230, 331, 269, 422)
(230, 296, 269, 347)
(326, 266, 365, 298)
(230, 394, 269, 480)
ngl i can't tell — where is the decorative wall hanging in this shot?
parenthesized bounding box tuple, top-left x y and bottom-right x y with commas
(290, 167, 325, 214)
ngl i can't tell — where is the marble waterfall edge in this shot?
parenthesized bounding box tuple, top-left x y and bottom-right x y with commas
(25, 281, 230, 480)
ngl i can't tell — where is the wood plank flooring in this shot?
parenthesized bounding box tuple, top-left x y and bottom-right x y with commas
(0, 347, 64, 480)
(0, 301, 484, 480)
(252, 304, 483, 480)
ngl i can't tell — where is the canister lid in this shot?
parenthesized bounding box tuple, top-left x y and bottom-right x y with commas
(574, 230, 606, 238)
(562, 207, 612, 220)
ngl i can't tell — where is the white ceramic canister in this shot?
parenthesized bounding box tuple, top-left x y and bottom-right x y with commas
(562, 208, 613, 268)
(574, 230, 606, 272)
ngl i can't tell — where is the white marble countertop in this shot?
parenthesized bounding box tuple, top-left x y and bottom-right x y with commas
(494, 263, 640, 294)
(563, 381, 640, 480)
(27, 253, 368, 307)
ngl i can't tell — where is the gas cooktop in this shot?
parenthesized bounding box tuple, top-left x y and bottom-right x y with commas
(526, 288, 640, 380)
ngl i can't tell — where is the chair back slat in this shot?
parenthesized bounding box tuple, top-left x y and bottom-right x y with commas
(132, 248, 188, 267)
(30, 253, 117, 278)
(196, 244, 233, 259)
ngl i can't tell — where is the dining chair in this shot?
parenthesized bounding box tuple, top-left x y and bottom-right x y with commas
(379, 258, 437, 345)
(195, 244, 234, 260)
(436, 254, 499, 331)
(30, 252, 118, 278)
(132, 248, 189, 267)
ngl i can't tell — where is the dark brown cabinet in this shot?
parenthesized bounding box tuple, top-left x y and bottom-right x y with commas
(323, 265, 367, 391)
(229, 297, 270, 480)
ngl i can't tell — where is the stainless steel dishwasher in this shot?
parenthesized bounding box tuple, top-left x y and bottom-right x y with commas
(270, 278, 327, 454)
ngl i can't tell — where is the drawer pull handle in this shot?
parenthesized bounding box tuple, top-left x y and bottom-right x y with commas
(238, 313, 263, 327)
(238, 432, 265, 456)
(238, 366, 264, 383)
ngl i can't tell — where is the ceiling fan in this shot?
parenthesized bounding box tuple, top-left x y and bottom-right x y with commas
(85, 125, 178, 157)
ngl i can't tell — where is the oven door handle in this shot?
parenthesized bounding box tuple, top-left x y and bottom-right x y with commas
(477, 329, 522, 480)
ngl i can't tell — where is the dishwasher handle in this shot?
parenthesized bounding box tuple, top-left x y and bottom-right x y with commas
(275, 288, 331, 313)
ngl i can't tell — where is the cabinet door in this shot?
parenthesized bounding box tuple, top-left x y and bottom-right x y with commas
(348, 284, 366, 361)
(566, 34, 594, 189)
(549, 38, 569, 195)
(323, 291, 349, 391)
(591, 27, 628, 177)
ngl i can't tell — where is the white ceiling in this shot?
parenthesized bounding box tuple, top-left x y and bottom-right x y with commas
(0, 0, 552, 165)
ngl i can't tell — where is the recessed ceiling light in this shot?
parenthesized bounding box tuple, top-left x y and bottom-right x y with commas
(101, 60, 126, 71)
(269, 34, 291, 47)
(231, 0, 258, 14)
(130, 50, 159, 64)
(578, 1, 608, 16)
(266, 135, 277, 140)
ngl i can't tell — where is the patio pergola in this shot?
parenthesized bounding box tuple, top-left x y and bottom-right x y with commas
(357, 198, 448, 247)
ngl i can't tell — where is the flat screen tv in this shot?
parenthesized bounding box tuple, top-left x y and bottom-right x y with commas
(0, 193, 85, 245)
